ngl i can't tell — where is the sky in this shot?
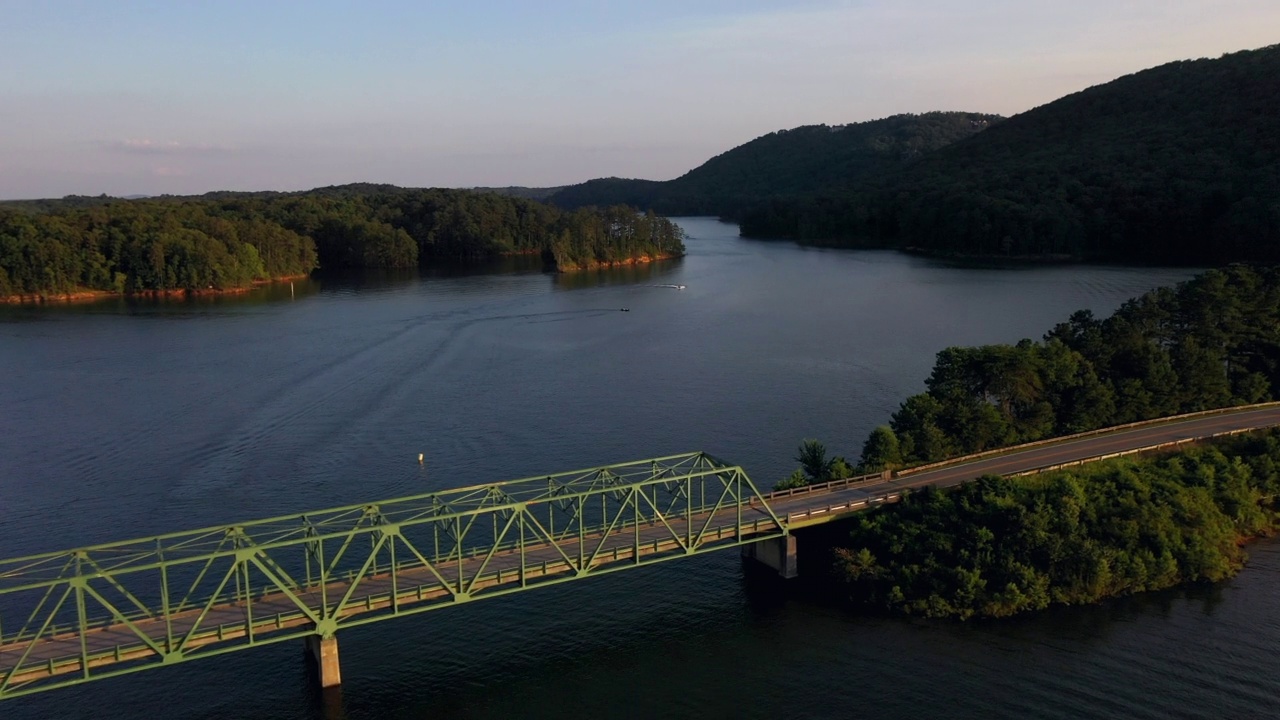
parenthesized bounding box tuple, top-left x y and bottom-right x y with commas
(2, 0, 1278, 199)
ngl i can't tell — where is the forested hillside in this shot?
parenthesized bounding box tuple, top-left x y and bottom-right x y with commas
(549, 112, 1000, 218)
(741, 45, 1280, 264)
(799, 264, 1280, 619)
(853, 265, 1280, 471)
(0, 186, 684, 298)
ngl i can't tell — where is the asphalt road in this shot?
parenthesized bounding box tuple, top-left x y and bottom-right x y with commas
(768, 404, 1280, 526)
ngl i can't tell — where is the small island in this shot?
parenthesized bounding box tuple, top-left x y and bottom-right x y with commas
(0, 185, 686, 303)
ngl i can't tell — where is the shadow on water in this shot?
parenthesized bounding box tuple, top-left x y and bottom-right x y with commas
(738, 557, 795, 613)
(420, 254, 548, 279)
(302, 650, 347, 720)
(304, 256, 547, 294)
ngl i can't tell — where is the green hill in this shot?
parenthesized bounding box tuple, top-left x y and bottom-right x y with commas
(740, 44, 1280, 264)
(549, 112, 1002, 218)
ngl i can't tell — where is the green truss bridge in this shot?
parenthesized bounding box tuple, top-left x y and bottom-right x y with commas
(3, 403, 1280, 700)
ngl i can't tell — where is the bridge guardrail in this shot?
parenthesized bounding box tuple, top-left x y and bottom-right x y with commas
(760, 470, 885, 501)
(778, 425, 1274, 527)
(895, 401, 1280, 477)
(760, 401, 1280, 505)
(1007, 427, 1260, 478)
(784, 491, 904, 525)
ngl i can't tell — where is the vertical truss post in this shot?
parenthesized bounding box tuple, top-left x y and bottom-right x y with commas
(454, 516, 463, 595)
(735, 471, 743, 539)
(303, 517, 315, 588)
(74, 553, 89, 680)
(370, 506, 384, 576)
(158, 539, 173, 653)
(316, 535, 329, 620)
(432, 498, 442, 561)
(389, 533, 399, 614)
(241, 554, 254, 645)
(518, 509, 527, 587)
(686, 475, 693, 549)
(231, 530, 244, 607)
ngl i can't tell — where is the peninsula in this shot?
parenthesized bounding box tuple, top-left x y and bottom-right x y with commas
(0, 185, 686, 302)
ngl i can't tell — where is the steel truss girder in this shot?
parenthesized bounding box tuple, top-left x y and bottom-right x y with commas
(0, 452, 784, 700)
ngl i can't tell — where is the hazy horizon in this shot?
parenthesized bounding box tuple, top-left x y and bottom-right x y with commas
(3, 0, 1278, 200)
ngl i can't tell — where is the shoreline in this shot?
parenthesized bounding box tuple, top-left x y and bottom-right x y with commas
(1, 274, 311, 306)
(553, 253, 683, 272)
(0, 250, 688, 304)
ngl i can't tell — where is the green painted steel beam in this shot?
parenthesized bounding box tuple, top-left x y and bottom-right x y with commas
(0, 452, 784, 701)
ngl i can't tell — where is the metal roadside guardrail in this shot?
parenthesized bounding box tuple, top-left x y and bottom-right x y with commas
(766, 407, 1280, 526)
(760, 401, 1280, 504)
(896, 401, 1280, 477)
(784, 490, 903, 525)
(1007, 426, 1262, 478)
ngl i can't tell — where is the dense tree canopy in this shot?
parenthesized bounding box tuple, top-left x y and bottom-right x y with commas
(0, 185, 685, 298)
(0, 202, 314, 296)
(815, 266, 1280, 619)
(852, 265, 1280, 471)
(741, 45, 1280, 264)
(833, 433, 1280, 619)
(549, 112, 999, 219)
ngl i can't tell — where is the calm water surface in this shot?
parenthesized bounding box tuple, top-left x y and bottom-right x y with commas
(2, 218, 1275, 719)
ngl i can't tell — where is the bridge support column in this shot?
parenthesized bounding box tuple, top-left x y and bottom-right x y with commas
(307, 635, 342, 688)
(741, 534, 798, 579)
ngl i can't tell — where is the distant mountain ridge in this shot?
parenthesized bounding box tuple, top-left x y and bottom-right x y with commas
(469, 186, 564, 201)
(548, 112, 1003, 218)
(740, 44, 1280, 264)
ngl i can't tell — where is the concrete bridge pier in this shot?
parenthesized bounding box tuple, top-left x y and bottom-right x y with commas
(307, 635, 342, 688)
(741, 534, 798, 578)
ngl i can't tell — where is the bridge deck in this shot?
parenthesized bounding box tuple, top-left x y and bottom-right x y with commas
(768, 404, 1280, 527)
(0, 501, 783, 687)
(4, 404, 1280, 695)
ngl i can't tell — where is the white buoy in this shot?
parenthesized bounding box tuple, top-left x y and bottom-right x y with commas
(418, 453, 424, 464)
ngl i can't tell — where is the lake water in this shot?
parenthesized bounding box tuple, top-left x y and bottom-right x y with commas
(3, 218, 1276, 719)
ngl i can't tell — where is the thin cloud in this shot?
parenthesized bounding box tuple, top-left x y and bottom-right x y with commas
(102, 139, 240, 156)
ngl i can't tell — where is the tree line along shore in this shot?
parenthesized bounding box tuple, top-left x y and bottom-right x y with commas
(778, 265, 1280, 619)
(0, 185, 686, 301)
